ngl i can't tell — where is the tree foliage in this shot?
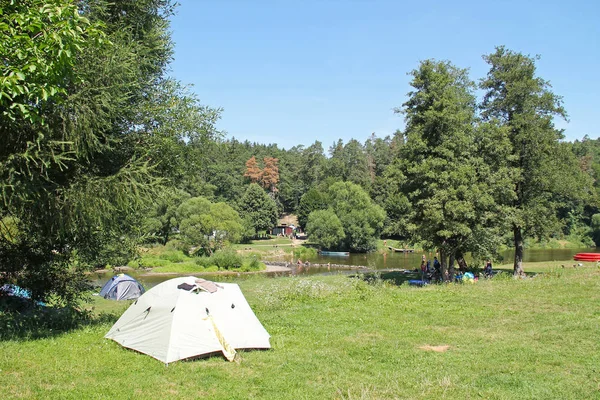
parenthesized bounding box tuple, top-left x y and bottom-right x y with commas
(323, 182, 385, 252)
(237, 183, 278, 236)
(262, 156, 280, 193)
(480, 46, 593, 275)
(305, 210, 345, 250)
(396, 59, 514, 278)
(142, 188, 190, 244)
(244, 156, 262, 184)
(297, 187, 328, 229)
(177, 197, 242, 255)
(0, 0, 219, 303)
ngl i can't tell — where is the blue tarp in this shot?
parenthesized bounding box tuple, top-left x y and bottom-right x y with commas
(0, 284, 46, 306)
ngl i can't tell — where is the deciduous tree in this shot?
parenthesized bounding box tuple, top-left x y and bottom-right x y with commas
(0, 0, 219, 303)
(480, 46, 592, 275)
(177, 197, 242, 255)
(237, 183, 278, 236)
(327, 182, 385, 252)
(397, 59, 512, 279)
(306, 210, 345, 250)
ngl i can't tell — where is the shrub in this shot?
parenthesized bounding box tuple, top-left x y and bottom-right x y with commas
(210, 249, 243, 270)
(194, 256, 212, 268)
(241, 257, 263, 272)
(165, 239, 187, 252)
(293, 247, 318, 260)
(158, 250, 187, 263)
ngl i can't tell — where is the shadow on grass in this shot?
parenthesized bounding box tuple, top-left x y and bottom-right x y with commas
(352, 270, 422, 286)
(0, 297, 119, 342)
(353, 268, 539, 287)
(486, 268, 539, 278)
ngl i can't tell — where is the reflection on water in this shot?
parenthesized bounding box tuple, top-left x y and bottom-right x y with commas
(91, 247, 596, 289)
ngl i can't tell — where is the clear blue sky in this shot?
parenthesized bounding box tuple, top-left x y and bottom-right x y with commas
(168, 0, 600, 150)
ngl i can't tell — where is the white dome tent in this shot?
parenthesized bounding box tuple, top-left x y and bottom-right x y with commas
(105, 276, 271, 364)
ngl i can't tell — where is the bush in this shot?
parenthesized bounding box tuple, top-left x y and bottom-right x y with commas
(241, 257, 263, 272)
(293, 246, 318, 260)
(165, 239, 187, 252)
(210, 249, 243, 270)
(194, 256, 212, 268)
(158, 250, 186, 263)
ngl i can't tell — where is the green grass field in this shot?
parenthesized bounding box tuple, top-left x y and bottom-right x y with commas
(1, 261, 599, 399)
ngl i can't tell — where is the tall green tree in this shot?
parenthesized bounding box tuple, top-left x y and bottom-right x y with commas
(0, 0, 219, 303)
(177, 197, 242, 255)
(277, 145, 304, 212)
(326, 139, 347, 182)
(327, 182, 385, 252)
(299, 141, 326, 191)
(297, 187, 329, 229)
(142, 188, 191, 244)
(305, 209, 345, 250)
(480, 46, 592, 275)
(397, 59, 511, 279)
(237, 183, 278, 236)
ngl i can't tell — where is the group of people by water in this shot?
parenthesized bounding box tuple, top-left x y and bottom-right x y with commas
(419, 255, 493, 282)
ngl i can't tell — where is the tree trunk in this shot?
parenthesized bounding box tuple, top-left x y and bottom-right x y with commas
(439, 248, 448, 282)
(456, 250, 468, 272)
(457, 257, 468, 272)
(448, 253, 455, 281)
(513, 225, 525, 276)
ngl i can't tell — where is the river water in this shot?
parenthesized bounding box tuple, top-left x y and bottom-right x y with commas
(92, 247, 597, 289)
(304, 247, 596, 270)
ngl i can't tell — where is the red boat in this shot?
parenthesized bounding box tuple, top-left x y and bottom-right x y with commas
(573, 252, 600, 261)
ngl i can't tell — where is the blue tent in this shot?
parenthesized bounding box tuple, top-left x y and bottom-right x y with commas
(99, 274, 145, 301)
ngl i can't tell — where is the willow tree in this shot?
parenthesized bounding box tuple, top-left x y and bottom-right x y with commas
(397, 60, 512, 280)
(480, 46, 591, 276)
(0, 0, 218, 303)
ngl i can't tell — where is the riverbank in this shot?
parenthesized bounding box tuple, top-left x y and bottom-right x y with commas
(95, 255, 598, 280)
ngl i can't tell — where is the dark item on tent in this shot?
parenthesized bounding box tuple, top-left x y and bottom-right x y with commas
(177, 283, 196, 291)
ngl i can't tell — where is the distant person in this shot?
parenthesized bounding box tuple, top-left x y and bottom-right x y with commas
(433, 257, 440, 272)
(484, 259, 493, 277)
(433, 257, 441, 281)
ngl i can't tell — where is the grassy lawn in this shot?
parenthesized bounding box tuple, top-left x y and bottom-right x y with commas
(1, 261, 599, 399)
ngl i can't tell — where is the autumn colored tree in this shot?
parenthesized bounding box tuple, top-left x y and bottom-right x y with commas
(244, 156, 262, 184)
(262, 157, 280, 193)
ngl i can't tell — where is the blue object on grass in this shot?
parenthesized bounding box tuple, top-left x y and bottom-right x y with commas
(0, 284, 46, 306)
